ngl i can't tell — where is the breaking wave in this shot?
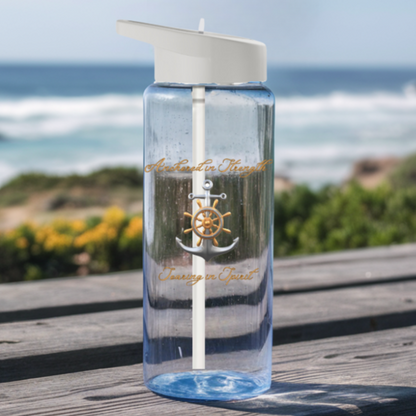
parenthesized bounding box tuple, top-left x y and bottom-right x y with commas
(0, 94, 143, 139)
(1, 90, 415, 140)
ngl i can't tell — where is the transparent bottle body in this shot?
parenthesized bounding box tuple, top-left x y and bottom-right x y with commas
(143, 82, 275, 400)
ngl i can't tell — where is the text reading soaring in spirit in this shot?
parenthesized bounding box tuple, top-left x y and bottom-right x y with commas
(158, 267, 260, 286)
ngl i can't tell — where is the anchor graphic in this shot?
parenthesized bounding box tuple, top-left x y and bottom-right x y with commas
(176, 179, 239, 261)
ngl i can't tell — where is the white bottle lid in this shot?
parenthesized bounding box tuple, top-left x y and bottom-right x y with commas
(116, 19, 267, 85)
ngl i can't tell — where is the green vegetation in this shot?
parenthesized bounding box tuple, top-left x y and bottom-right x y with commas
(389, 153, 416, 190)
(274, 155, 416, 256)
(1, 154, 416, 283)
(0, 207, 142, 283)
(0, 167, 143, 207)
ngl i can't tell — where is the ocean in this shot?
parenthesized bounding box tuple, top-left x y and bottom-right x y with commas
(0, 64, 415, 188)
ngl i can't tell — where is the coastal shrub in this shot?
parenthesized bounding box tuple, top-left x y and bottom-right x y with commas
(0, 167, 143, 193)
(389, 153, 416, 190)
(0, 207, 143, 283)
(0, 167, 143, 207)
(275, 182, 416, 256)
(2, 175, 416, 283)
(274, 184, 335, 256)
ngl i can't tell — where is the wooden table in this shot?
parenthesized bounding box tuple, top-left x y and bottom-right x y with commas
(1, 243, 416, 415)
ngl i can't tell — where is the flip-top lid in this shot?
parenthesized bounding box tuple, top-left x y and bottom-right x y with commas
(116, 19, 267, 85)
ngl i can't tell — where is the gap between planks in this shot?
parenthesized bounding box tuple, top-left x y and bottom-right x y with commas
(1, 243, 416, 323)
(2, 280, 416, 381)
(1, 326, 416, 416)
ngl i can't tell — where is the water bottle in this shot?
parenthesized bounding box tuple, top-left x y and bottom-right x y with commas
(117, 18, 275, 401)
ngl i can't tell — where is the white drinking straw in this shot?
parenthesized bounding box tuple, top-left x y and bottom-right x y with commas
(192, 84, 206, 370)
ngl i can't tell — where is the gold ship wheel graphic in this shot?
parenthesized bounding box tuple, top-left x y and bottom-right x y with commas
(175, 179, 239, 262)
(183, 198, 232, 247)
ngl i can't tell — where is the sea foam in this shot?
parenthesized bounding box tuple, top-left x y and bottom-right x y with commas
(275, 91, 416, 129)
(0, 94, 143, 139)
(0, 90, 415, 139)
(1, 90, 416, 188)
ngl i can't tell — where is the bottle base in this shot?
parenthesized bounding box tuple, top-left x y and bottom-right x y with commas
(146, 370, 270, 401)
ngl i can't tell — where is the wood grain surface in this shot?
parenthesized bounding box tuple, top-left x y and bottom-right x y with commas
(2, 279, 416, 383)
(2, 326, 416, 416)
(1, 243, 415, 323)
(1, 243, 416, 415)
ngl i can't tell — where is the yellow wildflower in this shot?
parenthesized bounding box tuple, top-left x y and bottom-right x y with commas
(51, 218, 72, 233)
(44, 231, 72, 251)
(103, 206, 126, 227)
(71, 219, 86, 233)
(74, 222, 117, 248)
(35, 226, 53, 244)
(35, 225, 72, 251)
(124, 217, 143, 239)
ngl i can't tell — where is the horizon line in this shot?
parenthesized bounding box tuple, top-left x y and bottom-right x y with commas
(0, 61, 415, 70)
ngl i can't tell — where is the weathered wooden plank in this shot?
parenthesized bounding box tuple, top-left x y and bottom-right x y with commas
(273, 242, 416, 293)
(1, 326, 416, 416)
(274, 255, 416, 293)
(1, 244, 416, 323)
(2, 279, 416, 382)
(276, 242, 416, 266)
(0, 271, 142, 323)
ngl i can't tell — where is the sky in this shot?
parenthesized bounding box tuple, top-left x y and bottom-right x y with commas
(0, 0, 415, 67)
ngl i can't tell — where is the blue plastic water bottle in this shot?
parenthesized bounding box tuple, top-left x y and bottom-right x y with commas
(117, 18, 275, 401)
